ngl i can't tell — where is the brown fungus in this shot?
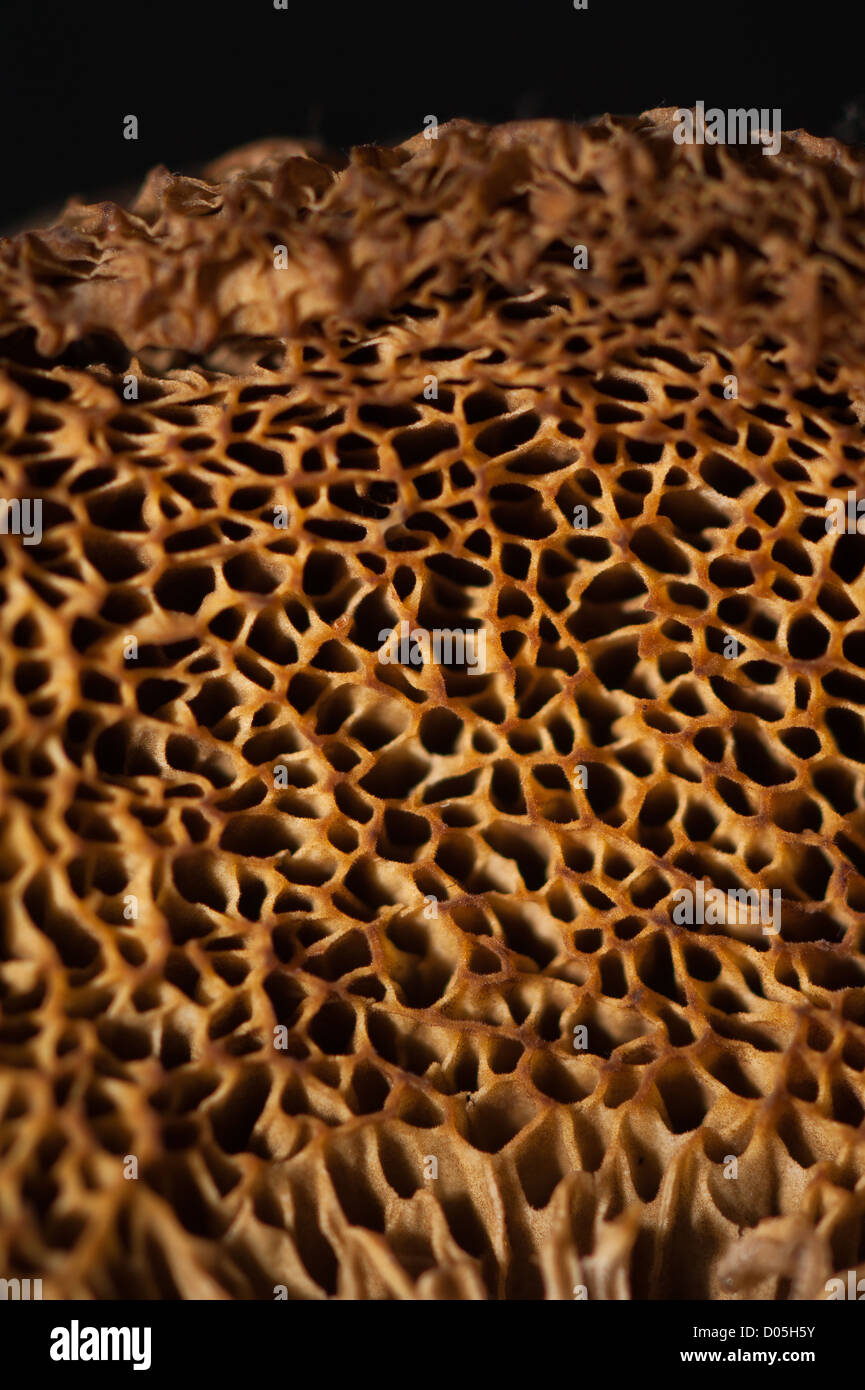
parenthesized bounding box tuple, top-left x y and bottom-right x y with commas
(1, 112, 865, 1300)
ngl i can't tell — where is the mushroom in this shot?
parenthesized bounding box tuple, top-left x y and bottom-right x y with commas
(1, 111, 865, 1300)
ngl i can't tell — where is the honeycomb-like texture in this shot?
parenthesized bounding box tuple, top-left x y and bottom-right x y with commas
(3, 113, 865, 1300)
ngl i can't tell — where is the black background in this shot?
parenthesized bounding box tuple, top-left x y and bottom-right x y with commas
(2, 0, 863, 229)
